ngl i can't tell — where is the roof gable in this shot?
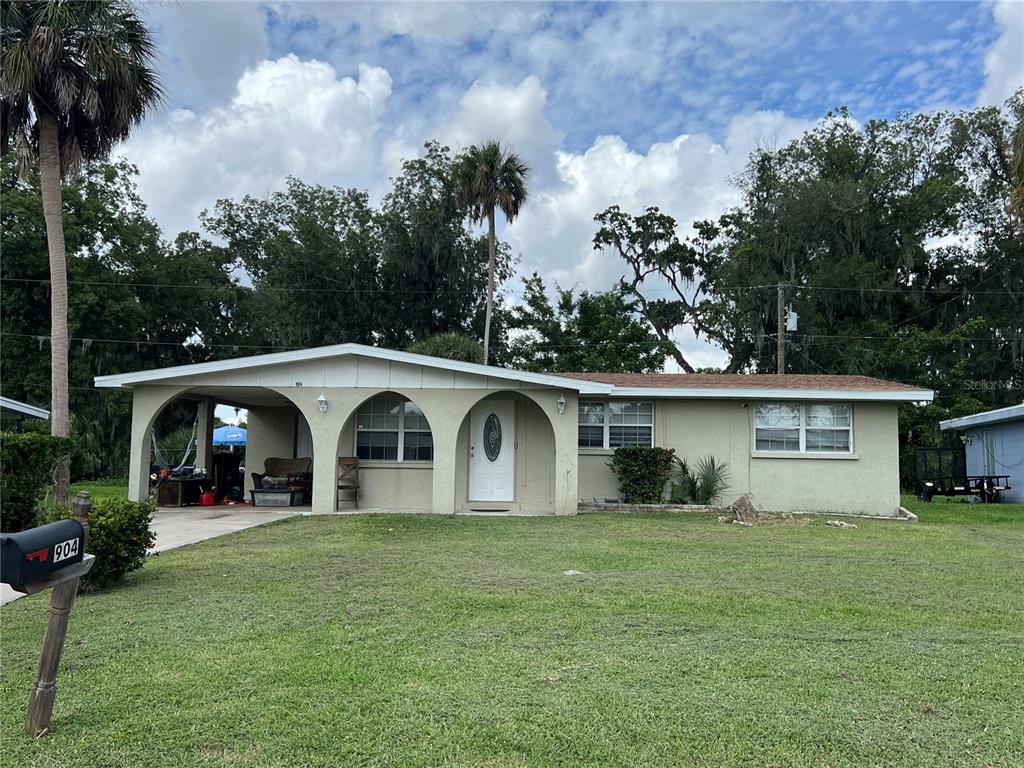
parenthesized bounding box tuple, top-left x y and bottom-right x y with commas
(93, 343, 614, 394)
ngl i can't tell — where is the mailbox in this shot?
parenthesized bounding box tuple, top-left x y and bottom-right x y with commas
(1, 519, 86, 589)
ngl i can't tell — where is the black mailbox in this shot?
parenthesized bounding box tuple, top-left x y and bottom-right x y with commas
(1, 519, 86, 589)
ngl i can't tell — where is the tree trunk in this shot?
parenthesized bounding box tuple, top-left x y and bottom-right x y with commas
(37, 112, 71, 504)
(483, 207, 496, 366)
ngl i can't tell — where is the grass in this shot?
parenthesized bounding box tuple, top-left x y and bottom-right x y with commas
(2, 510, 1022, 768)
(70, 479, 128, 503)
(901, 493, 1024, 525)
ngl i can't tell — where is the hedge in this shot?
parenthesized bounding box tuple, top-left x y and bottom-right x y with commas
(42, 497, 156, 590)
(0, 431, 73, 532)
(608, 446, 677, 503)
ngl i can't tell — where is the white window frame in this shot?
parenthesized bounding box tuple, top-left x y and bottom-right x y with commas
(752, 402, 854, 455)
(578, 400, 654, 449)
(354, 397, 433, 463)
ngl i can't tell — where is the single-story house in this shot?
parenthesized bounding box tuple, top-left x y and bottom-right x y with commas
(95, 344, 933, 517)
(939, 403, 1024, 503)
(0, 396, 50, 431)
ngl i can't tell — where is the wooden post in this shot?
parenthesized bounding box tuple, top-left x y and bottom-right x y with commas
(25, 491, 91, 737)
(776, 283, 786, 374)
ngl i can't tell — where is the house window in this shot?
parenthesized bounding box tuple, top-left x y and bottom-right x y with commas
(754, 403, 852, 454)
(578, 401, 654, 448)
(355, 397, 432, 462)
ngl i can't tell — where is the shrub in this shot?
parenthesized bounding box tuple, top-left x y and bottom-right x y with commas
(0, 432, 73, 532)
(608, 446, 676, 503)
(407, 332, 485, 364)
(42, 497, 156, 590)
(670, 455, 730, 505)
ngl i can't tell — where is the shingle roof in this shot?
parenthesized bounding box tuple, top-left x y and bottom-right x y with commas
(555, 372, 923, 392)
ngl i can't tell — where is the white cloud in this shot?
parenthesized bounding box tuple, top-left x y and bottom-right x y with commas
(436, 75, 563, 188)
(506, 111, 815, 293)
(121, 55, 393, 236)
(142, 1, 269, 109)
(978, 0, 1024, 106)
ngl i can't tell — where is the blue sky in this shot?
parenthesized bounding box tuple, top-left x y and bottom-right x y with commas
(124, 1, 1021, 373)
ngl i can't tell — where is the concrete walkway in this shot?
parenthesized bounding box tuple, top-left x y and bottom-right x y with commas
(1, 505, 303, 606)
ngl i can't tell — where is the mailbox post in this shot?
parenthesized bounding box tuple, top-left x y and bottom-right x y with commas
(0, 492, 96, 737)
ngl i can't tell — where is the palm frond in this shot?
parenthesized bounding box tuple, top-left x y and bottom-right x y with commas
(454, 140, 530, 225)
(0, 0, 162, 174)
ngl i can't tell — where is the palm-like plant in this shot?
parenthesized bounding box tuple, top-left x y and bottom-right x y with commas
(1, 1, 161, 501)
(454, 141, 529, 365)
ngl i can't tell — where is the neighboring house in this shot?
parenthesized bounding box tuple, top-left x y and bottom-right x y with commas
(939, 404, 1024, 503)
(0, 396, 50, 432)
(95, 344, 932, 517)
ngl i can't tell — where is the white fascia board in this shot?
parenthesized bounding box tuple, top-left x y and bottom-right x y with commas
(0, 396, 50, 419)
(605, 387, 935, 402)
(93, 343, 613, 394)
(939, 403, 1024, 431)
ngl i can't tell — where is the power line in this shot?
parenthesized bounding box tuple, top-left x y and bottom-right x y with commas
(4, 275, 1022, 297)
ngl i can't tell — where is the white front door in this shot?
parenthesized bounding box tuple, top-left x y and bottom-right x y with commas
(469, 401, 515, 502)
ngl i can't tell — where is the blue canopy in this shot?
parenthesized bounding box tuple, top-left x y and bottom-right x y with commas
(213, 426, 247, 446)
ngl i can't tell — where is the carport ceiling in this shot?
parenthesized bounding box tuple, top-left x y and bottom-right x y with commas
(184, 386, 296, 409)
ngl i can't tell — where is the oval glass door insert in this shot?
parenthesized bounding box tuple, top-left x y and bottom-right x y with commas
(483, 413, 502, 462)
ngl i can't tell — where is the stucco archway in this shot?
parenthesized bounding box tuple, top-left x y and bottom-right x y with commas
(454, 392, 552, 513)
(127, 384, 313, 505)
(333, 390, 435, 512)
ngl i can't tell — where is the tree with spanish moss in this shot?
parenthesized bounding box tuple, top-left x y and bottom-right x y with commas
(1, 0, 162, 501)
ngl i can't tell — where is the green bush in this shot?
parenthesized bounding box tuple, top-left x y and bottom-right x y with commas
(608, 446, 676, 503)
(670, 455, 730, 505)
(407, 332, 485, 364)
(0, 431, 73, 532)
(42, 497, 156, 590)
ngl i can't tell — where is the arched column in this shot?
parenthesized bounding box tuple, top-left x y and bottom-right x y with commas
(429, 416, 460, 515)
(270, 387, 363, 515)
(127, 385, 192, 502)
(521, 389, 579, 516)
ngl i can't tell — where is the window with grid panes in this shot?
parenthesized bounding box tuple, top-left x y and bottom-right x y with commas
(753, 403, 852, 454)
(577, 400, 653, 448)
(355, 397, 433, 461)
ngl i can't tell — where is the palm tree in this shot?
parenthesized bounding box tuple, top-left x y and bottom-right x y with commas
(454, 141, 529, 365)
(1, 1, 161, 502)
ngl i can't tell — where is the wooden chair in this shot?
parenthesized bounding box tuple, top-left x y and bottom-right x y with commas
(337, 457, 360, 509)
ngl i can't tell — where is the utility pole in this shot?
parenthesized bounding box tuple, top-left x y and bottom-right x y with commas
(776, 283, 785, 374)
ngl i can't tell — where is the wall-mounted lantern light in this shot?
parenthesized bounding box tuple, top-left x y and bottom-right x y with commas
(557, 394, 566, 415)
(317, 392, 328, 414)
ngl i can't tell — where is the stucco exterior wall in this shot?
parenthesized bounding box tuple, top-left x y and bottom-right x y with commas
(579, 399, 901, 517)
(127, 356, 580, 515)
(291, 385, 575, 515)
(123, 353, 904, 517)
(245, 406, 302, 493)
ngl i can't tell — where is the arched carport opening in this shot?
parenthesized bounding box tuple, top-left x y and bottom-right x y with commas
(134, 385, 313, 507)
(335, 390, 434, 512)
(455, 391, 557, 514)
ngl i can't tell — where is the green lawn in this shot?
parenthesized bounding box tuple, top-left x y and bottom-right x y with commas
(2, 510, 1022, 768)
(70, 479, 128, 503)
(901, 493, 1024, 525)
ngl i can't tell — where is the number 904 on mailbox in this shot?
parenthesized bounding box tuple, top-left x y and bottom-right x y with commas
(1, 519, 86, 590)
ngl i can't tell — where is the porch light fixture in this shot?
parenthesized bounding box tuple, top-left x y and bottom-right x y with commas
(557, 394, 566, 415)
(317, 392, 328, 414)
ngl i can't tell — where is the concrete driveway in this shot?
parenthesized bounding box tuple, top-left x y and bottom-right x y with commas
(1, 505, 302, 606)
